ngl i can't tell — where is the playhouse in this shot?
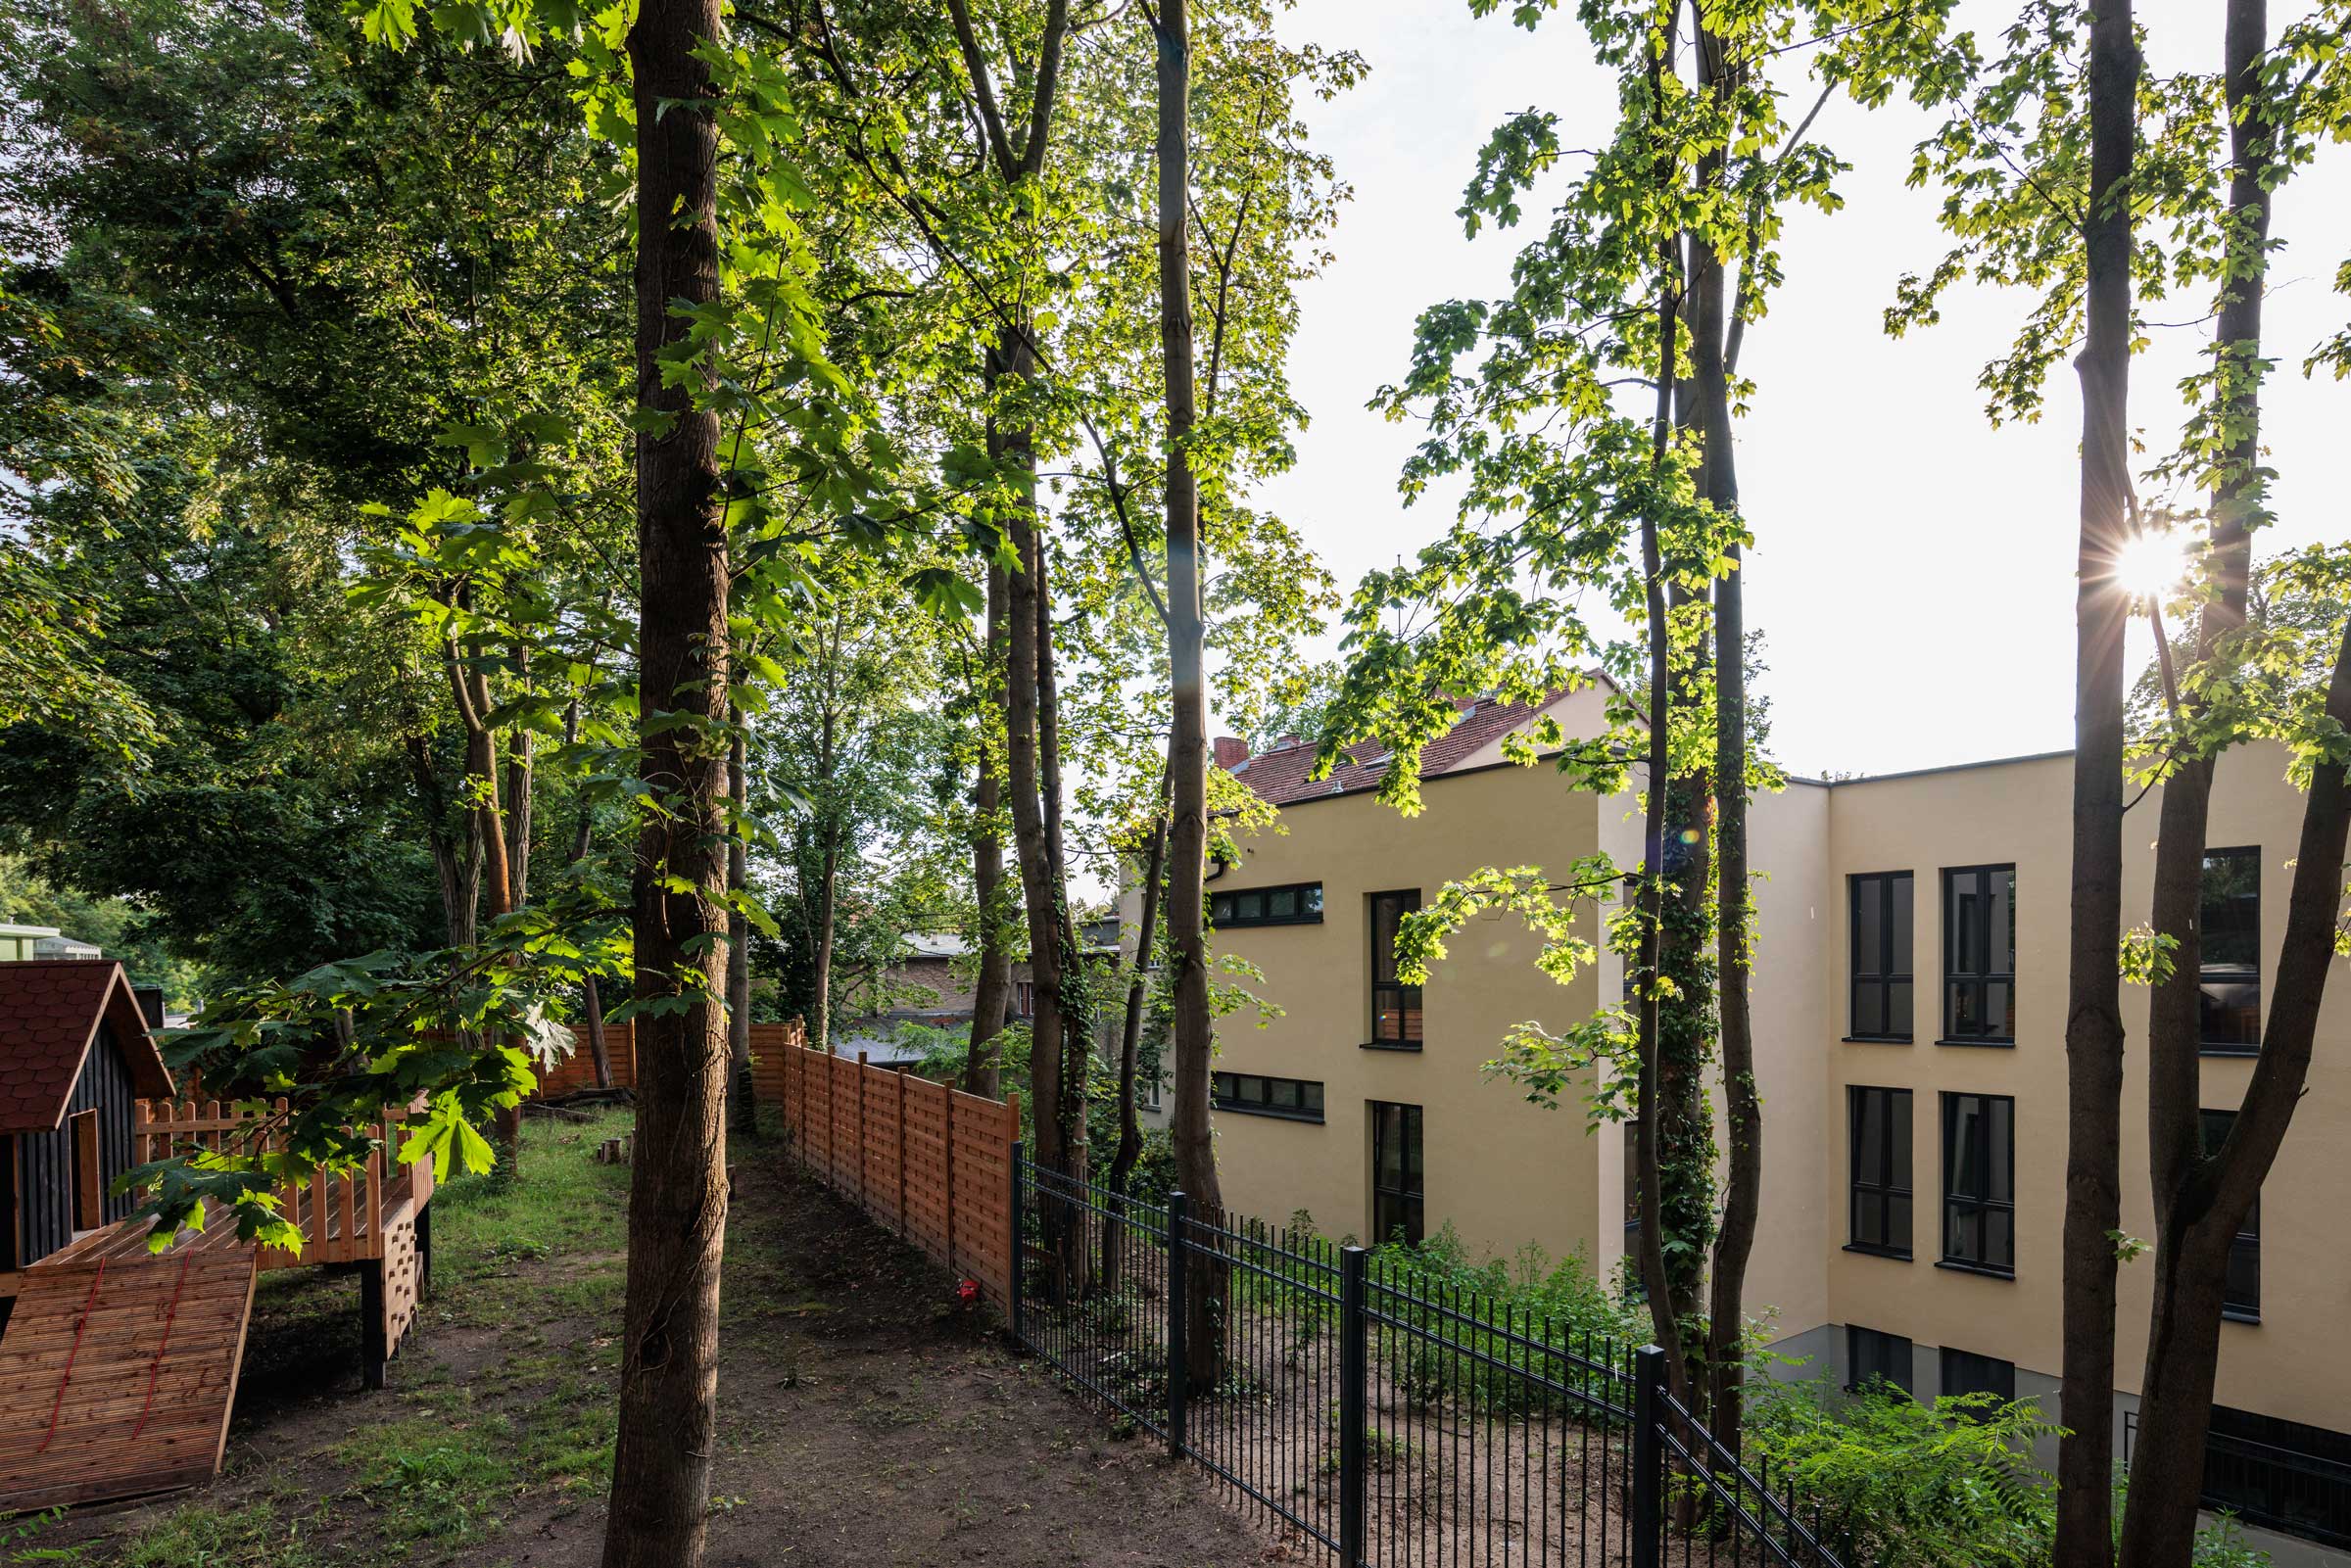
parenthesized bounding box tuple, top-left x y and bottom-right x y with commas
(0, 959, 433, 1511)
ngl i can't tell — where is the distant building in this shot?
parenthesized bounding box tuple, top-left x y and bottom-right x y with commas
(1157, 684, 2351, 1566)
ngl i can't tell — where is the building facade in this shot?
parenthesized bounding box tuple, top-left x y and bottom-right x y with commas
(1149, 690, 2351, 1564)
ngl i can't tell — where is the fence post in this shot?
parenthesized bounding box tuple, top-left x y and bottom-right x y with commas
(1632, 1344, 1665, 1568)
(1007, 1140, 1026, 1347)
(1339, 1244, 1368, 1568)
(1165, 1189, 1189, 1460)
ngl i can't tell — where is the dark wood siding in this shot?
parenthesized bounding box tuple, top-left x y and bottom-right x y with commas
(15, 1025, 137, 1267)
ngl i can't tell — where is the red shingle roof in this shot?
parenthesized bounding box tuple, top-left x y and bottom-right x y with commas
(0, 961, 174, 1132)
(1228, 689, 1586, 807)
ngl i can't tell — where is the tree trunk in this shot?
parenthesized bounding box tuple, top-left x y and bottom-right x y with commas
(965, 563, 1011, 1099)
(728, 710, 754, 1129)
(1628, 59, 1688, 1386)
(601, 4, 732, 1565)
(2054, 1, 2140, 1558)
(1687, 24, 1756, 1423)
(1155, 0, 1225, 1388)
(566, 701, 615, 1093)
(1100, 771, 1170, 1302)
(505, 641, 534, 908)
(450, 649, 526, 1174)
(406, 733, 480, 950)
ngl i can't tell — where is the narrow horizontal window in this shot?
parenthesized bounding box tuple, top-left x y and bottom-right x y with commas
(1211, 1071, 1324, 1123)
(1209, 881, 1324, 928)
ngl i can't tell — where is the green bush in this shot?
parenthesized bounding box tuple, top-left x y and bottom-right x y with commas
(1744, 1375, 2272, 1568)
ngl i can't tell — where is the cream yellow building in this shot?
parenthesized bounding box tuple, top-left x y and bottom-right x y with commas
(1139, 689, 2351, 1565)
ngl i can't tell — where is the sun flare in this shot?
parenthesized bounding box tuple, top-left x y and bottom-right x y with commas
(2112, 529, 2188, 603)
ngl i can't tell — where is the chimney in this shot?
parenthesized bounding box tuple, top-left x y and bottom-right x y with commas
(1213, 736, 1249, 769)
(133, 985, 167, 1028)
(1274, 734, 1301, 750)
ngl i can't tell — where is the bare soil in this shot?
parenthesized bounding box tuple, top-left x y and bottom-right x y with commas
(22, 1122, 1275, 1568)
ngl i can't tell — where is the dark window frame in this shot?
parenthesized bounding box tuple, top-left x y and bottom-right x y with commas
(1939, 1347, 2017, 1410)
(2200, 847, 2263, 1055)
(1941, 1091, 2016, 1277)
(1209, 880, 1326, 930)
(1848, 872, 1916, 1041)
(2136, 1403, 2351, 1549)
(1847, 1086, 1914, 1259)
(1941, 865, 2018, 1044)
(1210, 1071, 1325, 1123)
(2201, 1108, 2262, 1320)
(1367, 889, 1424, 1050)
(1846, 1325, 1915, 1397)
(1369, 1100, 1424, 1246)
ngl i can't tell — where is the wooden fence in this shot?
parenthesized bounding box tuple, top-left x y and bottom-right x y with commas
(532, 1019, 807, 1105)
(776, 1043, 1019, 1307)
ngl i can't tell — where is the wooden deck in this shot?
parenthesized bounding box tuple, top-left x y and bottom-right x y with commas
(0, 1100, 436, 1512)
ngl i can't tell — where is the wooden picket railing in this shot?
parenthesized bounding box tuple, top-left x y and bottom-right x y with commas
(777, 1043, 1019, 1307)
(132, 1099, 433, 1269)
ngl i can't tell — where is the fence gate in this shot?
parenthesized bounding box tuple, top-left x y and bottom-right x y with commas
(1008, 1152, 1861, 1568)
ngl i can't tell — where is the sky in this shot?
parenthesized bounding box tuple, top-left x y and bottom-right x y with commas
(1249, 0, 2350, 782)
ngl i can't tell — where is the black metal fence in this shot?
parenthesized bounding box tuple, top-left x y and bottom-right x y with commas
(1011, 1150, 1856, 1568)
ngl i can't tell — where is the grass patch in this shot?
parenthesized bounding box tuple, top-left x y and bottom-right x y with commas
(50, 1500, 322, 1568)
(332, 1415, 517, 1545)
(429, 1110, 634, 1321)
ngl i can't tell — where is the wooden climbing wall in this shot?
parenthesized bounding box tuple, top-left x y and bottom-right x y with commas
(379, 1209, 421, 1361)
(0, 1249, 259, 1510)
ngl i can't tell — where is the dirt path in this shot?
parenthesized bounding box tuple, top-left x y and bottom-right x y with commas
(15, 1116, 1273, 1568)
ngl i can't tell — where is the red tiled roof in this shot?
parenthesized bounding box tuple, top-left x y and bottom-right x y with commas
(1228, 689, 1587, 807)
(0, 960, 174, 1132)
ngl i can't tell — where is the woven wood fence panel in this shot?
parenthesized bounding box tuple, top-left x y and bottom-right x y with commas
(776, 1042, 1019, 1310)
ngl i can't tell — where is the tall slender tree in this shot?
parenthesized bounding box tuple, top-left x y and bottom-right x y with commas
(600, 3, 734, 1563)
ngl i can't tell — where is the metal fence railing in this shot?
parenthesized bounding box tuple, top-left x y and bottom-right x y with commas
(1010, 1150, 1857, 1568)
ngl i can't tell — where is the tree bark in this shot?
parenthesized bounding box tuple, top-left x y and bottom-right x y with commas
(505, 641, 534, 908)
(565, 700, 615, 1092)
(406, 733, 481, 950)
(1629, 42, 1688, 1387)
(2055, 1, 2140, 1558)
(965, 561, 1011, 1099)
(728, 709, 754, 1128)
(1688, 19, 1756, 1428)
(600, 3, 732, 1564)
(1101, 770, 1170, 1303)
(2120, 21, 2305, 1551)
(448, 639, 526, 1173)
(1155, 0, 1226, 1388)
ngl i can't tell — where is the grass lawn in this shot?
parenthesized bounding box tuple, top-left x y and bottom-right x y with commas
(7, 1110, 1271, 1568)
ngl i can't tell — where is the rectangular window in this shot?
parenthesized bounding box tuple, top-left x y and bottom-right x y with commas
(2192, 1405, 2351, 1548)
(1847, 1325, 1914, 1397)
(1368, 890, 1423, 1048)
(1210, 881, 1325, 929)
(1849, 873, 1915, 1039)
(2201, 847, 2262, 1052)
(1847, 1086, 1914, 1257)
(1942, 1092, 2016, 1275)
(1210, 1071, 1324, 1123)
(1943, 866, 2017, 1042)
(1939, 1347, 2017, 1408)
(1370, 1101, 1424, 1245)
(2201, 1109, 2261, 1319)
